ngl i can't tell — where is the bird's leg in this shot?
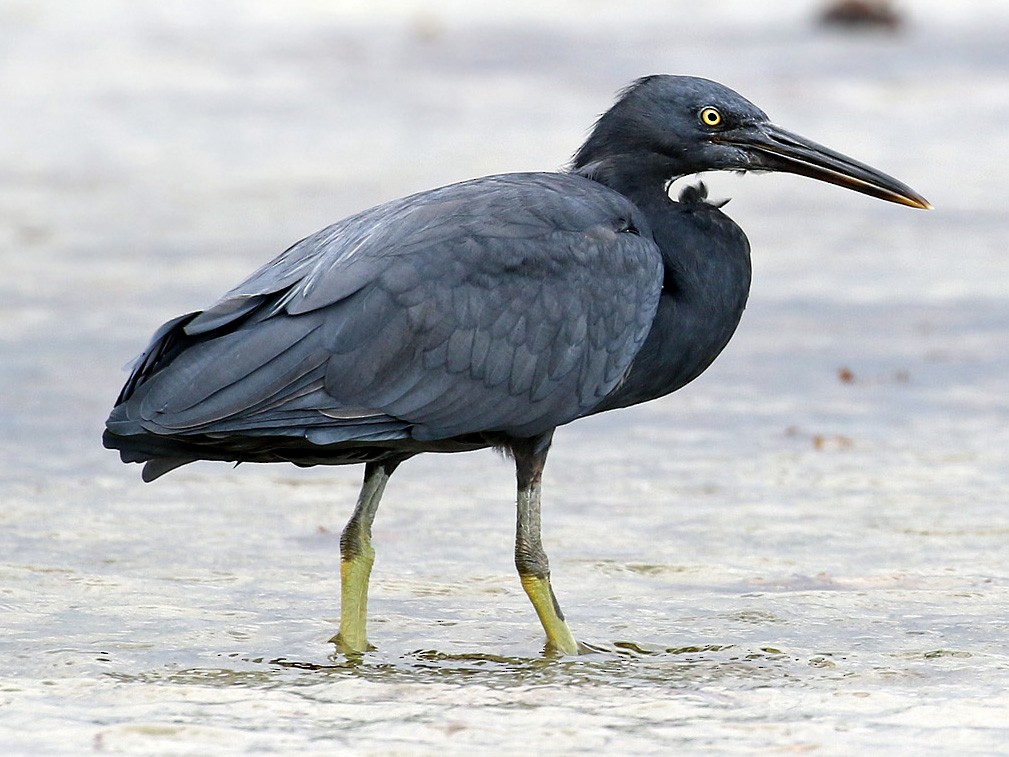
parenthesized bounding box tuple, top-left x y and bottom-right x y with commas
(512, 432, 580, 656)
(330, 458, 400, 654)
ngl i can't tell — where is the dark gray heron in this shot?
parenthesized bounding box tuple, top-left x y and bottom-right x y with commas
(104, 75, 929, 655)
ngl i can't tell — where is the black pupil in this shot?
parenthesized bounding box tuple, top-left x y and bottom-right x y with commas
(705, 110, 719, 124)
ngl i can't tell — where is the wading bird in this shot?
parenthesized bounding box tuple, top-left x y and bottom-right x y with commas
(104, 76, 929, 655)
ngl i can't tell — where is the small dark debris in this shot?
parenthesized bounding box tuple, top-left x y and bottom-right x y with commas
(784, 426, 855, 452)
(812, 434, 854, 451)
(819, 0, 903, 31)
(837, 366, 911, 385)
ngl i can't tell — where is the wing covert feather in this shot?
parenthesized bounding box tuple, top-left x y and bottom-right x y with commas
(120, 173, 663, 444)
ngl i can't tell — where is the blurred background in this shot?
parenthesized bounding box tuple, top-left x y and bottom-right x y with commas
(1, 1, 1008, 753)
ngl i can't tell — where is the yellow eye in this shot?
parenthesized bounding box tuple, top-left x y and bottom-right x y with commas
(700, 107, 723, 127)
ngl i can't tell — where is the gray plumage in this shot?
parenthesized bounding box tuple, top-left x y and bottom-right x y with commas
(106, 173, 662, 478)
(103, 76, 928, 653)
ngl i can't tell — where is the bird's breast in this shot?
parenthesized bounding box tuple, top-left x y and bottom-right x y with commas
(589, 199, 752, 414)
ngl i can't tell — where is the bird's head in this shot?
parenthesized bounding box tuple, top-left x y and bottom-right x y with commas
(573, 75, 930, 209)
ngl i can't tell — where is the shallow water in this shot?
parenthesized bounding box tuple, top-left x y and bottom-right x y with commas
(2, 0, 1009, 753)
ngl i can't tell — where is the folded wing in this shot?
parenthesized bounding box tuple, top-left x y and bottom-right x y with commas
(106, 172, 663, 459)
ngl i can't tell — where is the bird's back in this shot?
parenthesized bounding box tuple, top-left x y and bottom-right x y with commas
(104, 172, 664, 479)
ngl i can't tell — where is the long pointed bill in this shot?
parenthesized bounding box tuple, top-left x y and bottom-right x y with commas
(720, 123, 931, 209)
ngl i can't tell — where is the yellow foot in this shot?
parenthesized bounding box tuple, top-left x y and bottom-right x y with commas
(329, 631, 373, 655)
(520, 573, 580, 656)
(335, 549, 375, 655)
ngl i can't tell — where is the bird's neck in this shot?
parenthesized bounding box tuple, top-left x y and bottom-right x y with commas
(570, 152, 682, 203)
